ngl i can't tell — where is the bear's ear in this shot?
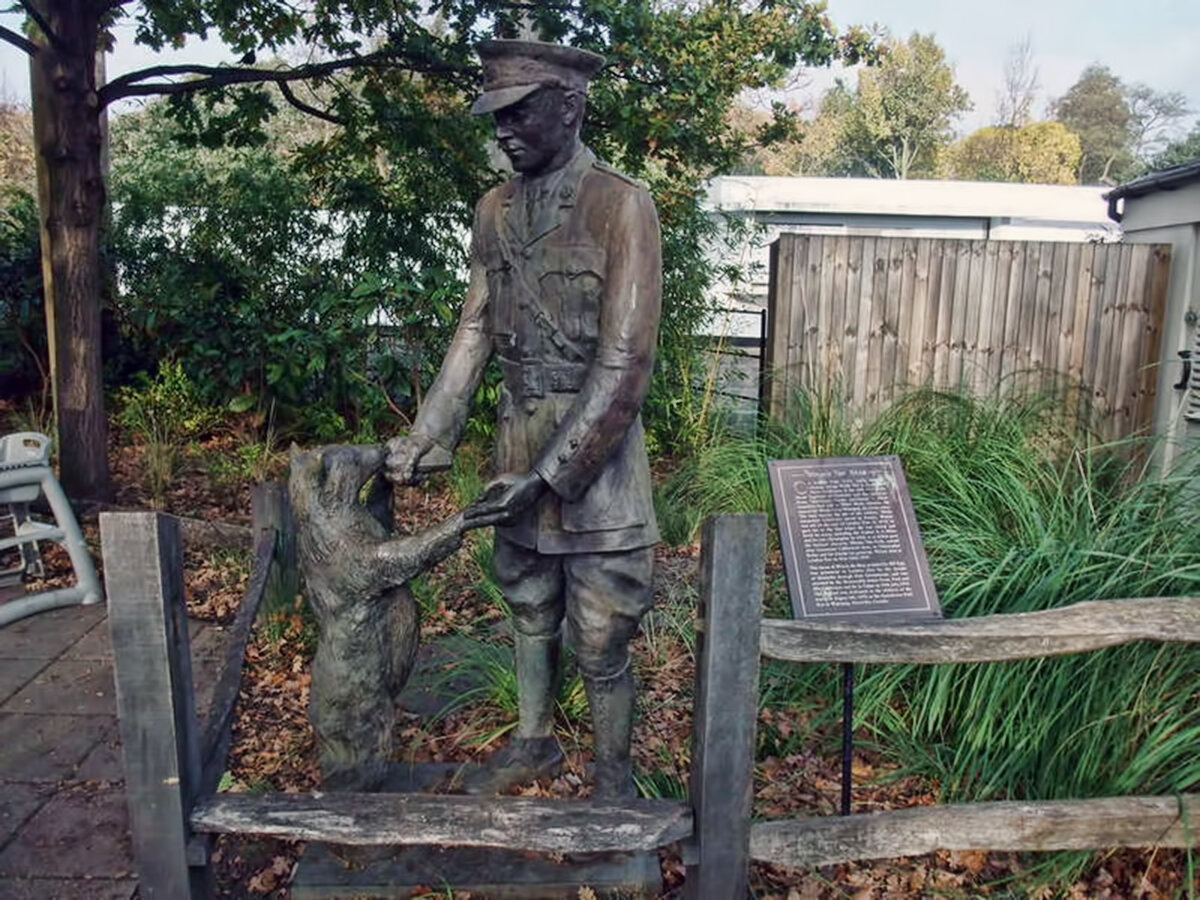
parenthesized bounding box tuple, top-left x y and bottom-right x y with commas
(287, 443, 323, 483)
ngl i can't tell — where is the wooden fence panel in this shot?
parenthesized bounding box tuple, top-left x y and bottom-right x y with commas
(764, 235, 1173, 441)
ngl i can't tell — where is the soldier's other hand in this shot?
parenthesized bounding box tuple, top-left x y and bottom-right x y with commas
(385, 432, 436, 486)
(463, 472, 546, 528)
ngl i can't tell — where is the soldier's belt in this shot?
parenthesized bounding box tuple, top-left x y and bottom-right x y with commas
(499, 359, 588, 401)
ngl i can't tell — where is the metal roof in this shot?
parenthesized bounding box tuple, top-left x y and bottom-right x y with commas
(1105, 158, 1200, 202)
(707, 176, 1110, 224)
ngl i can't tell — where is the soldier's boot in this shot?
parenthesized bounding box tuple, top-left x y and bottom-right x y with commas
(585, 665, 636, 800)
(461, 632, 563, 794)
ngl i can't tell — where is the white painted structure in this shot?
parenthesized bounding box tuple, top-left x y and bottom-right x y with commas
(1106, 160, 1200, 470)
(704, 176, 1118, 337)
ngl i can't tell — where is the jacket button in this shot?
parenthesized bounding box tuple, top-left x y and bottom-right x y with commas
(522, 248, 533, 259)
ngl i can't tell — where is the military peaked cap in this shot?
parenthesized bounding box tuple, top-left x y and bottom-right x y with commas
(472, 39, 606, 115)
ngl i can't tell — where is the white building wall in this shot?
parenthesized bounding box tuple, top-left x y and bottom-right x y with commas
(1118, 181, 1200, 471)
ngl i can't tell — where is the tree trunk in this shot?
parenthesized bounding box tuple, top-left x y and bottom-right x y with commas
(29, 1, 110, 501)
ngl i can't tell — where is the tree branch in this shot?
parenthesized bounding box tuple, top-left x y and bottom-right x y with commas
(15, 0, 65, 52)
(98, 52, 470, 108)
(0, 23, 37, 56)
(277, 80, 347, 127)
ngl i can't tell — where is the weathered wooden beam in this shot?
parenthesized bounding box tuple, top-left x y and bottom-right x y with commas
(686, 514, 768, 900)
(102, 512, 212, 900)
(197, 530, 275, 796)
(190, 793, 692, 853)
(750, 794, 1200, 868)
(252, 481, 298, 613)
(760, 597, 1200, 664)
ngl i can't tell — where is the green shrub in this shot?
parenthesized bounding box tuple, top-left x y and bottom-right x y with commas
(0, 185, 45, 398)
(116, 359, 221, 504)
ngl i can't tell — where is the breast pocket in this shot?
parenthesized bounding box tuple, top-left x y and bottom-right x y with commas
(481, 246, 517, 346)
(538, 244, 605, 343)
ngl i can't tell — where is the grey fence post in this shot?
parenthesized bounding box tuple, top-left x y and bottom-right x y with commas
(686, 513, 767, 899)
(252, 481, 297, 612)
(102, 512, 211, 899)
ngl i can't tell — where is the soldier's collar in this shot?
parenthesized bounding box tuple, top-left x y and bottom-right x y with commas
(517, 145, 594, 205)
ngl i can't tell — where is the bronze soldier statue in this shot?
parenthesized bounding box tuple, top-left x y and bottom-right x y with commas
(386, 38, 662, 799)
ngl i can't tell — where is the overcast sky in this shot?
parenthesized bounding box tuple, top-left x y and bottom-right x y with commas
(809, 0, 1200, 134)
(1, 0, 1198, 138)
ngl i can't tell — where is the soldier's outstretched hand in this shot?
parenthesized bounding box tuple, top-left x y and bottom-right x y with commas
(463, 471, 546, 529)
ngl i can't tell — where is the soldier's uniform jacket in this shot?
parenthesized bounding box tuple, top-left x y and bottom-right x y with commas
(411, 147, 662, 554)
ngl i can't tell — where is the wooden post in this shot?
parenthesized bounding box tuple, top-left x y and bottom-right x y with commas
(252, 481, 297, 613)
(686, 514, 767, 899)
(102, 512, 211, 899)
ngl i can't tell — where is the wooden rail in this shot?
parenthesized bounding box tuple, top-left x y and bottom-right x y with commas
(760, 596, 1200, 664)
(197, 530, 273, 796)
(190, 793, 691, 853)
(748, 577, 1200, 876)
(750, 794, 1200, 869)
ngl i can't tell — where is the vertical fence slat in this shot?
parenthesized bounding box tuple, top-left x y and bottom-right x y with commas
(252, 482, 298, 612)
(919, 240, 944, 386)
(813, 235, 835, 389)
(880, 238, 904, 405)
(961, 241, 985, 390)
(852, 236, 877, 410)
(842, 235, 866, 393)
(792, 235, 815, 407)
(1029, 242, 1054, 377)
(103, 512, 211, 900)
(866, 237, 890, 411)
(1056, 244, 1082, 386)
(830, 235, 851, 384)
(985, 243, 1013, 395)
(1068, 243, 1094, 387)
(686, 514, 767, 900)
(764, 237, 789, 418)
(903, 238, 930, 385)
(1113, 246, 1149, 431)
(948, 240, 973, 388)
(894, 237, 918, 390)
(969, 242, 998, 395)
(933, 239, 958, 386)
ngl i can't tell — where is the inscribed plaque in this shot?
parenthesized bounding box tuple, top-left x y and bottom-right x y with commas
(768, 455, 941, 622)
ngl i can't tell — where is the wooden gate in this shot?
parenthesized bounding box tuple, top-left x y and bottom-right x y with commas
(764, 236, 1172, 442)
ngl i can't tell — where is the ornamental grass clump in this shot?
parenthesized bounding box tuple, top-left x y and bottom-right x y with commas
(661, 384, 1200, 808)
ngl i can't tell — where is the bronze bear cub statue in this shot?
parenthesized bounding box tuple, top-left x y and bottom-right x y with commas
(288, 443, 477, 792)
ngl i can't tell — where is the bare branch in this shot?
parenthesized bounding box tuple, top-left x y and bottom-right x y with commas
(278, 80, 347, 127)
(0, 23, 37, 56)
(98, 52, 469, 108)
(14, 0, 65, 52)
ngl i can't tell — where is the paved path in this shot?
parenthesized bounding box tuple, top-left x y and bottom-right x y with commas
(0, 597, 228, 899)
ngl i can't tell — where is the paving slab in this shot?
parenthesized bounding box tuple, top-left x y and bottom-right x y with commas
(0, 784, 53, 849)
(0, 660, 47, 707)
(0, 660, 116, 717)
(0, 714, 109, 782)
(75, 722, 124, 783)
(0, 783, 134, 879)
(0, 604, 107, 660)
(0, 876, 136, 899)
(61, 618, 113, 662)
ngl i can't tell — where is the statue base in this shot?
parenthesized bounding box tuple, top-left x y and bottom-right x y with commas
(290, 762, 662, 899)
